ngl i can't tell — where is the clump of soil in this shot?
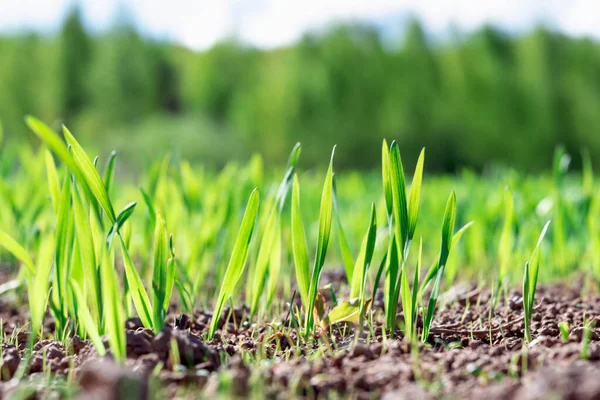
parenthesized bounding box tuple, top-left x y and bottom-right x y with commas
(0, 280, 599, 399)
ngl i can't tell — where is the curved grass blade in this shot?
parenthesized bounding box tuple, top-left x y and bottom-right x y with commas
(304, 147, 335, 334)
(26, 117, 89, 193)
(407, 148, 424, 241)
(209, 189, 260, 339)
(103, 151, 117, 197)
(107, 202, 137, 247)
(0, 230, 35, 275)
(62, 126, 116, 223)
(422, 192, 456, 342)
(420, 221, 474, 294)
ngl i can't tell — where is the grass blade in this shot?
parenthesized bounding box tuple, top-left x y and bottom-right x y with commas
(349, 203, 377, 300)
(103, 151, 117, 197)
(0, 230, 35, 275)
(208, 189, 260, 339)
(389, 141, 409, 257)
(407, 148, 424, 241)
(305, 147, 335, 334)
(422, 191, 457, 342)
(291, 175, 310, 306)
(100, 247, 126, 361)
(62, 126, 116, 223)
(152, 212, 171, 331)
(119, 235, 154, 328)
(72, 183, 101, 322)
(44, 150, 61, 214)
(69, 279, 106, 356)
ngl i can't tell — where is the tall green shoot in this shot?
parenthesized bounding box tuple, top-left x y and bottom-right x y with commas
(249, 143, 300, 317)
(383, 141, 424, 332)
(291, 147, 335, 335)
(208, 189, 260, 339)
(523, 221, 551, 343)
(151, 213, 175, 332)
(421, 192, 457, 342)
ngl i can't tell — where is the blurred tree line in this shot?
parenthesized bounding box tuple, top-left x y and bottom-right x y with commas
(2, 7, 600, 171)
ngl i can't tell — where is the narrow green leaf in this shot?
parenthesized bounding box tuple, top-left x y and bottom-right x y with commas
(388, 141, 409, 257)
(410, 237, 422, 335)
(528, 220, 551, 306)
(350, 203, 377, 299)
(62, 126, 116, 223)
(407, 148, 425, 241)
(440, 192, 457, 265)
(250, 207, 278, 316)
(55, 171, 73, 315)
(420, 221, 473, 295)
(400, 261, 412, 336)
(25, 117, 98, 220)
(69, 280, 106, 356)
(381, 140, 393, 218)
(107, 202, 137, 246)
(0, 230, 35, 275)
(291, 174, 310, 306)
(152, 212, 171, 331)
(305, 147, 335, 333)
(208, 189, 260, 339)
(421, 192, 457, 342)
(103, 151, 117, 197)
(72, 183, 100, 322)
(164, 235, 176, 310)
(29, 237, 54, 339)
(118, 235, 154, 328)
(140, 187, 157, 228)
(44, 150, 61, 214)
(100, 248, 126, 361)
(384, 232, 400, 330)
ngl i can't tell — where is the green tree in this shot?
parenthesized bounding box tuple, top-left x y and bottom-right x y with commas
(58, 6, 91, 122)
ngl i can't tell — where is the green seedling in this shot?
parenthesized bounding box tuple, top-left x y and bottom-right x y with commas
(523, 221, 551, 343)
(558, 321, 569, 343)
(208, 189, 260, 339)
(291, 147, 335, 336)
(421, 192, 457, 342)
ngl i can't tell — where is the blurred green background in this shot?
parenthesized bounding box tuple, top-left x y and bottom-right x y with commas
(2, 7, 600, 172)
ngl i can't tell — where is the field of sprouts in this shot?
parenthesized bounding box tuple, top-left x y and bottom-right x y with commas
(1, 117, 600, 399)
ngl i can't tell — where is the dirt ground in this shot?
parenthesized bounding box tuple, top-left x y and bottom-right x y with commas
(1, 274, 599, 399)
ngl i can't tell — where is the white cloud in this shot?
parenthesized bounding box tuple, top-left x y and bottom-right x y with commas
(0, 0, 598, 49)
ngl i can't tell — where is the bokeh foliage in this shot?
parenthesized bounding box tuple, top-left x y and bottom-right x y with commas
(2, 9, 600, 171)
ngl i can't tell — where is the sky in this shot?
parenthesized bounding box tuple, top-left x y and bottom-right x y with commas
(0, 0, 598, 50)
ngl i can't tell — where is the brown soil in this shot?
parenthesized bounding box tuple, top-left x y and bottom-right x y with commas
(1, 278, 599, 399)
